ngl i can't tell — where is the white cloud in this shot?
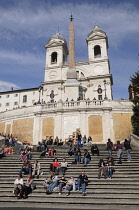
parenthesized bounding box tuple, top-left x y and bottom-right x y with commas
(0, 81, 20, 92)
(0, 49, 43, 65)
(0, 1, 139, 47)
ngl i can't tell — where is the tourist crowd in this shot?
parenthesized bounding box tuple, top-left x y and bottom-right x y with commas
(0, 133, 132, 199)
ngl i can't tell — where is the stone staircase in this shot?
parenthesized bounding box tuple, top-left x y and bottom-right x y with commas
(0, 144, 139, 209)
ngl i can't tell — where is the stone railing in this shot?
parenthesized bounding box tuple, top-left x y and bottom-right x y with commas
(41, 100, 103, 111)
(130, 133, 139, 147)
(0, 99, 133, 120)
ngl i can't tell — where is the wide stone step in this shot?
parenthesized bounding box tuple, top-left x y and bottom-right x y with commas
(0, 196, 139, 205)
(1, 191, 139, 199)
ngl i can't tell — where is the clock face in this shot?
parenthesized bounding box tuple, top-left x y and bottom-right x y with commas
(94, 65, 104, 74)
(49, 70, 58, 79)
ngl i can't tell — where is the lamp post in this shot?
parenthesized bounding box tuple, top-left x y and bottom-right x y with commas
(103, 80, 108, 100)
(38, 85, 43, 104)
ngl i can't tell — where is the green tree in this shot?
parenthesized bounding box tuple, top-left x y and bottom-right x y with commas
(130, 70, 139, 136)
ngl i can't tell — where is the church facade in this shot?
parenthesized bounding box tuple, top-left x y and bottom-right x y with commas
(0, 17, 133, 144)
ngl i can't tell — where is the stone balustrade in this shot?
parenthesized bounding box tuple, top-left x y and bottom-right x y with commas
(0, 99, 133, 120)
(41, 100, 103, 110)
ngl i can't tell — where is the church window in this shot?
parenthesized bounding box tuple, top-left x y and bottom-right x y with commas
(51, 52, 57, 64)
(6, 102, 9, 106)
(23, 95, 27, 103)
(98, 95, 102, 100)
(14, 102, 18, 105)
(94, 45, 101, 58)
(14, 94, 18, 97)
(97, 87, 102, 94)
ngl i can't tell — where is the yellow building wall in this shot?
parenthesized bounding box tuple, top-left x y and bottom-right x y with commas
(0, 122, 5, 134)
(88, 115, 103, 142)
(42, 118, 54, 139)
(113, 113, 132, 142)
(12, 118, 34, 144)
(6, 124, 11, 135)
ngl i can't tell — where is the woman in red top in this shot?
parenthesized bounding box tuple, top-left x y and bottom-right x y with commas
(51, 158, 59, 175)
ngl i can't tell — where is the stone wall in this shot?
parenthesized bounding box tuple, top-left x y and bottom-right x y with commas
(88, 115, 103, 142)
(130, 133, 139, 147)
(12, 118, 34, 143)
(6, 124, 11, 135)
(0, 122, 5, 134)
(113, 113, 132, 143)
(42, 118, 54, 139)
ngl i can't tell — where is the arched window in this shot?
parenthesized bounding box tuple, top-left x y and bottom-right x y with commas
(23, 95, 27, 103)
(94, 45, 101, 58)
(51, 52, 57, 64)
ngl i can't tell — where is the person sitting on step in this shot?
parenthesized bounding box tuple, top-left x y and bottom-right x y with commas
(60, 158, 68, 175)
(32, 160, 42, 179)
(106, 157, 115, 179)
(20, 174, 35, 199)
(50, 158, 60, 175)
(13, 174, 23, 199)
(98, 159, 107, 179)
(19, 159, 32, 175)
(77, 171, 88, 196)
(91, 144, 99, 156)
(40, 148, 48, 158)
(0, 147, 6, 158)
(67, 145, 74, 156)
(58, 175, 67, 195)
(66, 176, 75, 196)
(46, 172, 59, 195)
(82, 149, 91, 167)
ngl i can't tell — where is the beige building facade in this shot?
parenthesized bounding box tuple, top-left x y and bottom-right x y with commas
(0, 18, 133, 144)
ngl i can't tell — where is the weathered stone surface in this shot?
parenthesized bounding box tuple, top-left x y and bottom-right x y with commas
(113, 113, 132, 142)
(88, 115, 103, 142)
(12, 118, 34, 143)
(0, 122, 5, 134)
(6, 124, 11, 135)
(42, 118, 54, 139)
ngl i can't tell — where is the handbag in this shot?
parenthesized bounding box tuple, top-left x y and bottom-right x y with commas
(112, 146, 115, 151)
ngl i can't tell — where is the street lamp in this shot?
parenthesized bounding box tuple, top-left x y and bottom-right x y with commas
(37, 85, 43, 104)
(103, 80, 108, 100)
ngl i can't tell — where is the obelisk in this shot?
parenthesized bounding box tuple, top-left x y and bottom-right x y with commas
(64, 14, 79, 101)
(66, 13, 77, 82)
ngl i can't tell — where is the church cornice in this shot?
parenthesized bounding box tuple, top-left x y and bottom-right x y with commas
(42, 80, 66, 85)
(78, 74, 113, 85)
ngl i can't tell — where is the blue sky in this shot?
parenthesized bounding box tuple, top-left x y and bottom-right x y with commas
(0, 0, 139, 100)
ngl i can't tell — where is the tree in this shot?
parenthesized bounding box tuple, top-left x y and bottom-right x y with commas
(130, 70, 139, 136)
